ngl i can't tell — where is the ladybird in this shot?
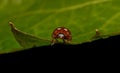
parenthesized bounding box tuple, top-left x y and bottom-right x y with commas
(51, 27, 72, 45)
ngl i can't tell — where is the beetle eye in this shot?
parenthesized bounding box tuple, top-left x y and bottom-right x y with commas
(58, 34, 64, 38)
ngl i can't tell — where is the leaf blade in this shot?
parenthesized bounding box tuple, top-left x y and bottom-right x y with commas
(0, 0, 120, 53)
(9, 22, 51, 49)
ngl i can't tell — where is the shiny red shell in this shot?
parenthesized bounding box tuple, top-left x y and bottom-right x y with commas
(52, 27, 72, 41)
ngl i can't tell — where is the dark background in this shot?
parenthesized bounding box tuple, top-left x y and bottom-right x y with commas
(0, 35, 119, 61)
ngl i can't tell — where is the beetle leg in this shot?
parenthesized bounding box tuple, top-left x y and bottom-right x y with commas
(63, 39, 66, 43)
(63, 39, 67, 44)
(51, 39, 55, 46)
(51, 38, 58, 46)
(67, 40, 71, 44)
(63, 39, 71, 44)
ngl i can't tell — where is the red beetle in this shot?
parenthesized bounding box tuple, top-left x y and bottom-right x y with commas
(51, 27, 72, 45)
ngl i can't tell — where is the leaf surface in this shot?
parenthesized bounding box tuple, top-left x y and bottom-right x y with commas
(0, 0, 120, 53)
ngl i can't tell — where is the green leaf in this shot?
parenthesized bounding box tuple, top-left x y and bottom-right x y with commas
(9, 22, 51, 49)
(0, 0, 120, 53)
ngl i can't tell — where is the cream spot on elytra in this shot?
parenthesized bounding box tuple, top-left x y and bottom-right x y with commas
(57, 28, 61, 30)
(64, 28, 68, 31)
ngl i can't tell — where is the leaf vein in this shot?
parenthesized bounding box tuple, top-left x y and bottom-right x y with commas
(101, 12, 120, 29)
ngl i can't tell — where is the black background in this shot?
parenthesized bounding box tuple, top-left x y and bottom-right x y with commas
(0, 35, 119, 63)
